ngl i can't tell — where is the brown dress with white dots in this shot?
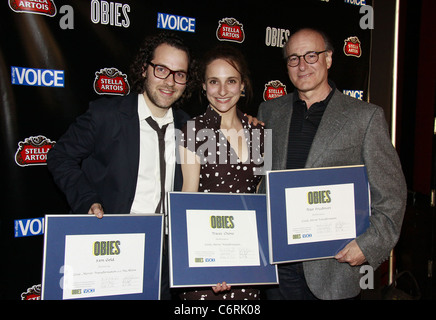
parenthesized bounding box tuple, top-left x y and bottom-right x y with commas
(179, 105, 266, 300)
(181, 105, 265, 194)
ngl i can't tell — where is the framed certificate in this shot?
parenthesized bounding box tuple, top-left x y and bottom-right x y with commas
(267, 165, 371, 264)
(41, 214, 164, 300)
(168, 192, 278, 288)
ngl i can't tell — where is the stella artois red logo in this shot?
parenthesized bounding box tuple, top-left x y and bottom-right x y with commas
(9, 0, 57, 17)
(216, 18, 245, 43)
(343, 36, 362, 58)
(15, 135, 55, 167)
(94, 67, 130, 96)
(263, 80, 287, 101)
(21, 284, 41, 300)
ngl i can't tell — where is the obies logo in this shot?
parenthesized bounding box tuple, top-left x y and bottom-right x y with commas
(263, 80, 287, 101)
(216, 18, 245, 43)
(210, 215, 235, 229)
(265, 26, 290, 48)
(344, 36, 362, 57)
(15, 135, 55, 167)
(93, 240, 121, 256)
(90, 0, 131, 28)
(94, 67, 130, 96)
(9, 0, 56, 17)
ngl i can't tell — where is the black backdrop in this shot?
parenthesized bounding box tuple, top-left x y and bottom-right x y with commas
(1, 0, 373, 300)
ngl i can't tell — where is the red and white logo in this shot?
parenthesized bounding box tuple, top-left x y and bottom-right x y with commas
(21, 284, 41, 300)
(94, 67, 130, 96)
(15, 135, 55, 167)
(263, 80, 287, 101)
(8, 0, 57, 17)
(343, 36, 362, 58)
(216, 18, 245, 43)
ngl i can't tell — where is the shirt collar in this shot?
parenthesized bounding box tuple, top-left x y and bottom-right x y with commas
(293, 79, 336, 107)
(138, 94, 174, 127)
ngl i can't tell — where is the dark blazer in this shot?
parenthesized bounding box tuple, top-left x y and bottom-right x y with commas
(258, 89, 407, 299)
(47, 94, 191, 214)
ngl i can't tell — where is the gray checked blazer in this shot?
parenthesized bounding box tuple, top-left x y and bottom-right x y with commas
(257, 89, 407, 299)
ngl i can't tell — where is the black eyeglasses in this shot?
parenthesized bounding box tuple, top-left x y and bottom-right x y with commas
(286, 50, 328, 67)
(147, 61, 188, 84)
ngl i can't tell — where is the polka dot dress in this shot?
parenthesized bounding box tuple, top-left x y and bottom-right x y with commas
(180, 287, 259, 300)
(179, 106, 266, 300)
(181, 105, 265, 194)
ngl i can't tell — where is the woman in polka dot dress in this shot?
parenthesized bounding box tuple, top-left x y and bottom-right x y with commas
(179, 44, 266, 300)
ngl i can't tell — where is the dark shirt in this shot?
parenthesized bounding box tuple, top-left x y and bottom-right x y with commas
(286, 82, 335, 169)
(180, 105, 265, 193)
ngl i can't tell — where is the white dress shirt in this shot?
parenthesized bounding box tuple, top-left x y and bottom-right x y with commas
(130, 94, 175, 219)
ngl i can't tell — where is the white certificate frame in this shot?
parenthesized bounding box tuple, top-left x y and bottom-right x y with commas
(267, 165, 371, 264)
(168, 192, 278, 288)
(41, 214, 164, 300)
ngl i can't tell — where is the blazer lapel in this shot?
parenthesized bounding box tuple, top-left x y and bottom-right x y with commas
(306, 90, 348, 168)
(173, 108, 191, 191)
(270, 94, 294, 170)
(118, 94, 140, 183)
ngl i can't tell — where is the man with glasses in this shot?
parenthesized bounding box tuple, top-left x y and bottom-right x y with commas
(258, 28, 406, 300)
(47, 32, 193, 299)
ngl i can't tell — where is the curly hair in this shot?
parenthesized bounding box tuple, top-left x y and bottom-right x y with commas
(129, 32, 197, 108)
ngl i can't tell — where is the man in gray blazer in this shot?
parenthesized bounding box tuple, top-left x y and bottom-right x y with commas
(257, 28, 406, 300)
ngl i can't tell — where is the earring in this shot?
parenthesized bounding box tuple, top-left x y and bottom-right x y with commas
(240, 89, 246, 97)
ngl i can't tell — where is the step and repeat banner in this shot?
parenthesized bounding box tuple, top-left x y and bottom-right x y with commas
(1, 0, 372, 299)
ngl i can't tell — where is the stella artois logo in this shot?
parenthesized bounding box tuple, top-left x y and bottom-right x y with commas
(343, 36, 362, 58)
(263, 80, 287, 101)
(216, 18, 245, 43)
(9, 0, 57, 17)
(15, 135, 55, 167)
(94, 67, 130, 96)
(21, 284, 41, 300)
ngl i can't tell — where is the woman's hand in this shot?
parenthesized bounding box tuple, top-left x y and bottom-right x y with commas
(212, 282, 231, 293)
